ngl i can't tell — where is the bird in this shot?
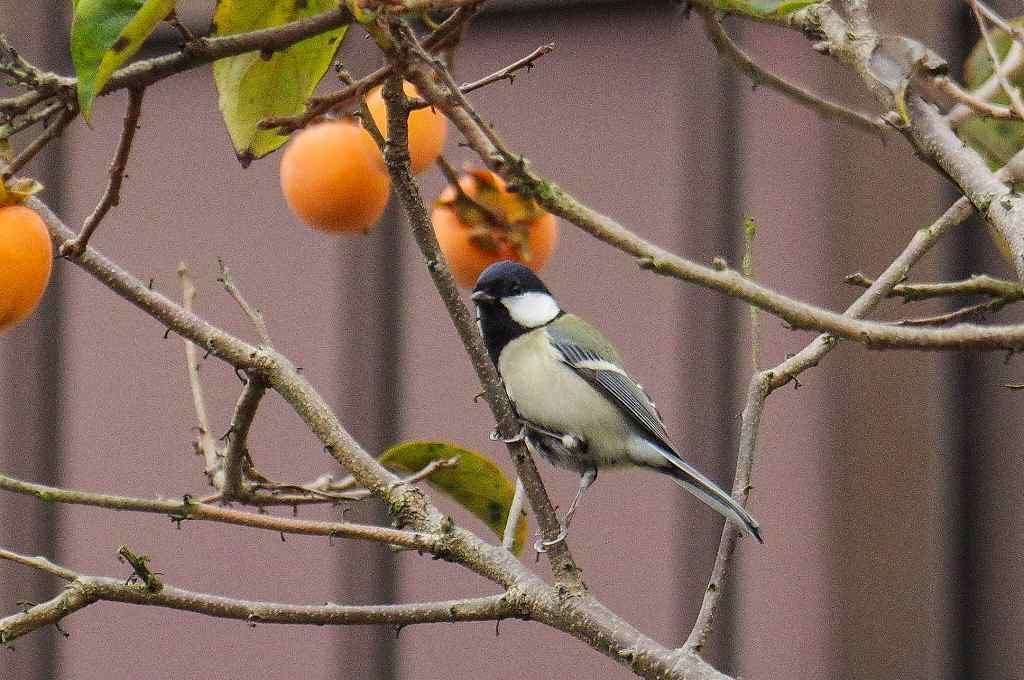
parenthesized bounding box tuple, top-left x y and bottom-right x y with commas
(471, 260, 762, 550)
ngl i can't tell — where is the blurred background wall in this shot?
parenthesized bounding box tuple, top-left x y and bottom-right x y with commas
(1, 1, 1020, 679)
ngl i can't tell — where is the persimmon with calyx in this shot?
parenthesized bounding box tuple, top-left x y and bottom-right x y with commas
(431, 168, 557, 288)
(279, 119, 390, 234)
(0, 191, 53, 333)
(365, 81, 447, 175)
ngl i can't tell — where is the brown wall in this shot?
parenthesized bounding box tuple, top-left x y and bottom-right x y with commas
(1, 2, 1020, 679)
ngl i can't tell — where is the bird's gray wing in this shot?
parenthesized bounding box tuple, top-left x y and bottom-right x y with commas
(546, 316, 672, 449)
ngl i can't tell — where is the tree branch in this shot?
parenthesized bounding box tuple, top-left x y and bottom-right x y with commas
(388, 53, 1024, 352)
(845, 272, 1024, 302)
(0, 546, 518, 645)
(177, 262, 221, 483)
(378, 66, 582, 587)
(0, 471, 439, 549)
(27, 196, 530, 591)
(698, 8, 886, 137)
(969, 0, 1024, 121)
(221, 378, 267, 501)
(683, 154, 1024, 650)
(454, 42, 555, 99)
(61, 87, 145, 257)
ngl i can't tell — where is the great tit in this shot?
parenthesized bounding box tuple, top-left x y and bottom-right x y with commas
(471, 260, 762, 548)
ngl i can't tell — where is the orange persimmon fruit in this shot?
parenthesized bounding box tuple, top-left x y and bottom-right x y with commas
(279, 119, 391, 233)
(431, 168, 557, 288)
(0, 204, 53, 333)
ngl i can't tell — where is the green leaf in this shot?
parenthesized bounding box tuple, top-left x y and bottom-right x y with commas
(709, 0, 823, 19)
(380, 441, 528, 555)
(960, 18, 1024, 169)
(70, 0, 175, 122)
(211, 0, 348, 166)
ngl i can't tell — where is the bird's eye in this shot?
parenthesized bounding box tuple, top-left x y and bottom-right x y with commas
(509, 282, 523, 296)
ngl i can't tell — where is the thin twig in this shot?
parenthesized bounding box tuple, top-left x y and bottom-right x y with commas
(844, 272, 1024, 301)
(221, 378, 268, 501)
(455, 43, 555, 97)
(218, 258, 272, 346)
(972, 0, 1024, 46)
(1, 104, 75, 178)
(699, 9, 886, 137)
(684, 150, 1024, 650)
(970, 0, 1024, 121)
(203, 456, 461, 506)
(62, 88, 145, 257)
(177, 263, 221, 482)
(258, 7, 476, 132)
(1, 100, 66, 137)
(392, 37, 1024, 351)
(0, 546, 518, 645)
(165, 9, 197, 44)
(894, 299, 1012, 326)
(935, 76, 1017, 120)
(947, 40, 1024, 128)
(0, 471, 439, 549)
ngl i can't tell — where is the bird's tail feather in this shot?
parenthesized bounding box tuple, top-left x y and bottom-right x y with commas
(657, 447, 763, 543)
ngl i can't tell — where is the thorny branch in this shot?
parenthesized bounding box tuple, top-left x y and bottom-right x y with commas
(61, 87, 145, 257)
(0, 546, 518, 646)
(698, 9, 886, 136)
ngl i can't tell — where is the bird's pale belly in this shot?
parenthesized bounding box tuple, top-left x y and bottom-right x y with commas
(497, 330, 635, 471)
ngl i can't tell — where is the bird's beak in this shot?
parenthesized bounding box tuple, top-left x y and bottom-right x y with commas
(471, 290, 495, 303)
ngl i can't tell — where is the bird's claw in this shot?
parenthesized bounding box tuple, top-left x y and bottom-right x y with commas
(490, 427, 526, 444)
(533, 526, 568, 553)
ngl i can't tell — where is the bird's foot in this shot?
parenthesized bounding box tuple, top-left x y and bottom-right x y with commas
(490, 427, 527, 444)
(533, 525, 569, 553)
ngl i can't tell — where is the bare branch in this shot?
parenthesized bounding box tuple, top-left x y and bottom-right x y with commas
(1, 104, 75, 178)
(894, 299, 1012, 326)
(947, 41, 1024, 128)
(699, 9, 887, 137)
(391, 52, 1024, 351)
(0, 586, 94, 645)
(455, 43, 555, 98)
(684, 161, 1024, 650)
(935, 76, 1018, 120)
(0, 471, 440, 549)
(61, 87, 145, 257)
(29, 197, 530, 592)
(218, 258, 272, 346)
(258, 7, 476, 133)
(969, 0, 1024, 121)
(177, 263, 221, 482)
(221, 378, 268, 501)
(378, 69, 582, 586)
(0, 546, 518, 645)
(845, 272, 1024, 302)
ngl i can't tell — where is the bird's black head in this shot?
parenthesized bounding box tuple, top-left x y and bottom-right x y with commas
(471, 261, 561, 365)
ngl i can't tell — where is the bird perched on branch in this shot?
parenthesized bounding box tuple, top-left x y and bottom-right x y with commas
(471, 260, 762, 551)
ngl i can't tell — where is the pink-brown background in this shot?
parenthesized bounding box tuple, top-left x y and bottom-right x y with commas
(1, 2, 1020, 679)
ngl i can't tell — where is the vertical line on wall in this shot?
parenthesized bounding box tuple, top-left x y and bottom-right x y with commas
(947, 7, 979, 680)
(333, 197, 403, 680)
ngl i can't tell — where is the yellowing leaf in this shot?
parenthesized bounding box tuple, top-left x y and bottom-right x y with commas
(211, 0, 348, 166)
(380, 441, 528, 555)
(70, 0, 175, 122)
(709, 0, 822, 19)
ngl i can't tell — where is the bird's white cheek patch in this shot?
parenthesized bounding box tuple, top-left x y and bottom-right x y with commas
(501, 292, 560, 328)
